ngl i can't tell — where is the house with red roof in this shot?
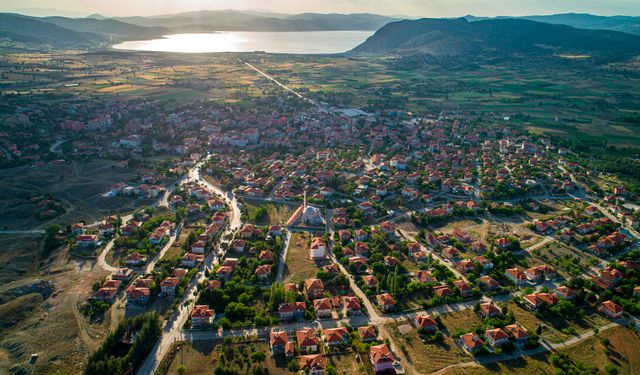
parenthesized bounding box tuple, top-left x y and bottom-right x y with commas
(376, 293, 396, 312)
(456, 259, 476, 273)
(191, 305, 215, 327)
(523, 292, 559, 311)
(92, 287, 118, 303)
(313, 298, 333, 319)
(310, 238, 327, 260)
(358, 325, 378, 343)
(479, 275, 500, 290)
(255, 264, 272, 281)
(461, 333, 484, 354)
(599, 300, 623, 319)
(505, 324, 529, 347)
(485, 328, 509, 348)
(362, 275, 379, 289)
(160, 277, 180, 296)
(126, 252, 147, 267)
(305, 278, 325, 299)
(369, 344, 395, 373)
(322, 327, 349, 347)
(76, 234, 99, 248)
(505, 267, 527, 286)
(182, 253, 203, 268)
(297, 328, 319, 353)
(478, 302, 502, 318)
(454, 279, 473, 297)
(278, 302, 306, 321)
(433, 285, 453, 298)
(343, 296, 362, 316)
(298, 354, 324, 374)
(126, 286, 151, 305)
(416, 314, 437, 333)
(270, 330, 289, 355)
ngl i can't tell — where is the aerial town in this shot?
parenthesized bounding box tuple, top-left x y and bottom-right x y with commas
(1, 5, 640, 375)
(3, 64, 640, 374)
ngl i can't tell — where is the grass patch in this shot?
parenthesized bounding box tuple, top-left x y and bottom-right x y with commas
(166, 340, 288, 375)
(440, 309, 483, 335)
(284, 232, 319, 283)
(386, 322, 470, 374)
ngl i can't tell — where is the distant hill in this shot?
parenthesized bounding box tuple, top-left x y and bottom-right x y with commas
(111, 10, 399, 32)
(41, 16, 169, 41)
(464, 13, 640, 36)
(0, 13, 106, 48)
(351, 18, 640, 61)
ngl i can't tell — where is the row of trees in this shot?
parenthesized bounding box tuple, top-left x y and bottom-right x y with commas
(84, 313, 161, 375)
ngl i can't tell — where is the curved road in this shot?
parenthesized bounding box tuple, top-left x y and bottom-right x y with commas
(136, 156, 241, 375)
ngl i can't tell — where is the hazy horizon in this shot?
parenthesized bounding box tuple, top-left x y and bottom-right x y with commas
(2, 0, 639, 18)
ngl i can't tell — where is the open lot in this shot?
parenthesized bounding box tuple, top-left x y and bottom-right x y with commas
(0, 245, 110, 375)
(164, 340, 288, 375)
(530, 241, 599, 278)
(509, 302, 609, 344)
(284, 232, 321, 283)
(243, 200, 297, 226)
(440, 309, 484, 335)
(441, 326, 640, 375)
(0, 160, 157, 230)
(386, 322, 471, 374)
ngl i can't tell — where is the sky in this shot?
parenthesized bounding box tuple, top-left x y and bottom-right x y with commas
(2, 0, 639, 17)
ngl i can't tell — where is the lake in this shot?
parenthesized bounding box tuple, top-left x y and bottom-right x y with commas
(112, 31, 374, 54)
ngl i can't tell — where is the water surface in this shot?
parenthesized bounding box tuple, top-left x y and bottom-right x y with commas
(113, 31, 374, 54)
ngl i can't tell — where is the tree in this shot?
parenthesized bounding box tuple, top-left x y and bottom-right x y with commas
(250, 351, 266, 363)
(175, 207, 187, 222)
(44, 224, 62, 254)
(287, 360, 300, 372)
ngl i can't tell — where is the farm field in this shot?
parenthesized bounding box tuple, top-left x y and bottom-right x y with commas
(256, 55, 640, 149)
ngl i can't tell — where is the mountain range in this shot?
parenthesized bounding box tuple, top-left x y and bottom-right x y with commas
(1, 10, 640, 59)
(351, 17, 640, 61)
(104, 10, 398, 32)
(464, 13, 640, 36)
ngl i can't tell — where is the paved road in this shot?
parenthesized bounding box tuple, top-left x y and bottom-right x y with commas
(522, 236, 555, 254)
(398, 229, 469, 283)
(275, 231, 292, 283)
(137, 158, 241, 375)
(241, 60, 319, 107)
(0, 229, 45, 235)
(96, 212, 135, 273)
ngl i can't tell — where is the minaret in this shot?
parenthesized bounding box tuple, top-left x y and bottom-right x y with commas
(303, 187, 307, 209)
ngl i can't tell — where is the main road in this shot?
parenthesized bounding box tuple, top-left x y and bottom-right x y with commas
(137, 156, 242, 375)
